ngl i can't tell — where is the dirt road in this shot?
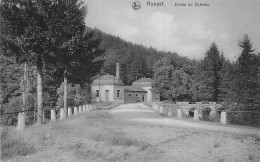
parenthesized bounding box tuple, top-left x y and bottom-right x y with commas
(110, 103, 260, 136)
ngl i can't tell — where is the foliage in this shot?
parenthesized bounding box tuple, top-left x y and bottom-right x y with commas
(195, 43, 223, 101)
(89, 27, 169, 85)
(0, 54, 23, 107)
(153, 55, 194, 102)
(233, 34, 260, 105)
(56, 82, 91, 108)
(0, 1, 103, 124)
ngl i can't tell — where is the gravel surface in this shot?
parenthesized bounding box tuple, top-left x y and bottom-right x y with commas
(110, 103, 260, 162)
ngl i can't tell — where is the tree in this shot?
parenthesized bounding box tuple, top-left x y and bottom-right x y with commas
(198, 43, 223, 101)
(234, 34, 260, 105)
(217, 58, 235, 101)
(0, 52, 23, 110)
(0, 0, 101, 124)
(153, 55, 194, 102)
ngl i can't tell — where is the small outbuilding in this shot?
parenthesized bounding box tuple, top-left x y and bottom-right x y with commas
(91, 63, 124, 104)
(124, 78, 160, 103)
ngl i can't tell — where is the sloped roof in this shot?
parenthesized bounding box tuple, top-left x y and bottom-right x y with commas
(124, 86, 147, 92)
(134, 78, 154, 83)
(92, 74, 124, 85)
(132, 77, 153, 87)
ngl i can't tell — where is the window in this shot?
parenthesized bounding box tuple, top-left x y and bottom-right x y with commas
(136, 94, 138, 97)
(155, 93, 159, 99)
(117, 90, 120, 98)
(128, 93, 131, 96)
(96, 90, 99, 97)
(106, 90, 109, 92)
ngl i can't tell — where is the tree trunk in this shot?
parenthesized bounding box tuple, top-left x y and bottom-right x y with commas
(36, 59, 43, 125)
(0, 78, 3, 114)
(22, 62, 27, 111)
(64, 70, 68, 117)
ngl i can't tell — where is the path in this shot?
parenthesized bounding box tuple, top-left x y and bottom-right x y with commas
(110, 103, 260, 137)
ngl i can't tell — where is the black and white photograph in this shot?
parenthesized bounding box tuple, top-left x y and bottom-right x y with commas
(0, 0, 260, 161)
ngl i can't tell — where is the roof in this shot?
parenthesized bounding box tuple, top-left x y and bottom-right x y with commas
(124, 86, 147, 92)
(132, 77, 153, 87)
(134, 78, 154, 83)
(92, 74, 124, 85)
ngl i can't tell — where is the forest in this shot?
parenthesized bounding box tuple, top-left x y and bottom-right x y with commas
(0, 0, 260, 126)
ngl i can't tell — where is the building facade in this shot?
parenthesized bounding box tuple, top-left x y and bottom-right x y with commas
(125, 78, 160, 103)
(91, 63, 160, 104)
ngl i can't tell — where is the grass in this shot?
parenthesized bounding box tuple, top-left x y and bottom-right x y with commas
(1, 109, 157, 161)
(1, 127, 36, 159)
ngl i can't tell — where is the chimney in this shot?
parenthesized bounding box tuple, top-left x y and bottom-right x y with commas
(116, 63, 120, 82)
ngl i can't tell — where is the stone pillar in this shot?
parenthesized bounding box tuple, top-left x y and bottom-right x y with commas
(177, 109, 182, 118)
(221, 111, 227, 125)
(159, 105, 164, 114)
(194, 109, 199, 121)
(83, 105, 86, 112)
(156, 104, 159, 112)
(60, 108, 64, 119)
(17, 112, 26, 130)
(51, 109, 56, 121)
(168, 107, 173, 117)
(79, 105, 82, 114)
(74, 107, 78, 115)
(68, 107, 72, 117)
(164, 106, 168, 116)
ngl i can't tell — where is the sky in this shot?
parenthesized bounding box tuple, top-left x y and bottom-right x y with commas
(84, 0, 260, 61)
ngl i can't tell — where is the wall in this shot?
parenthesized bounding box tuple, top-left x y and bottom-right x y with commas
(113, 85, 125, 104)
(141, 87, 160, 102)
(124, 91, 146, 103)
(156, 102, 222, 116)
(92, 85, 115, 102)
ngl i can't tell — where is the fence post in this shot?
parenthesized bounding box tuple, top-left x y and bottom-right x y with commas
(221, 111, 227, 125)
(164, 106, 168, 116)
(74, 107, 78, 115)
(194, 109, 199, 121)
(159, 105, 163, 114)
(79, 105, 82, 114)
(51, 109, 56, 121)
(168, 106, 173, 117)
(17, 112, 25, 130)
(177, 109, 182, 118)
(60, 108, 64, 119)
(68, 107, 72, 117)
